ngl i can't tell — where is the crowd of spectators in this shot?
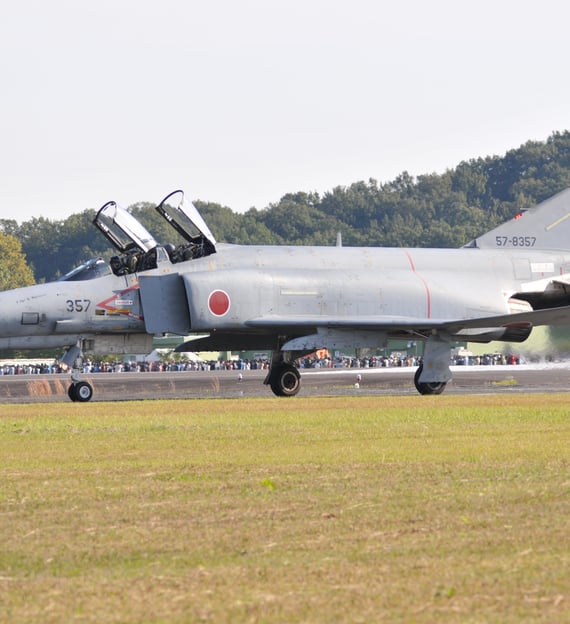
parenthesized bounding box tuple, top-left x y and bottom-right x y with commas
(0, 352, 523, 376)
(300, 355, 418, 368)
(0, 358, 270, 375)
(300, 353, 522, 368)
(452, 353, 520, 366)
(0, 362, 58, 375)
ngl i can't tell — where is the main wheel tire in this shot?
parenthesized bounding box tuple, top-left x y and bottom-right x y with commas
(68, 383, 78, 402)
(413, 365, 446, 395)
(269, 364, 301, 397)
(71, 381, 94, 402)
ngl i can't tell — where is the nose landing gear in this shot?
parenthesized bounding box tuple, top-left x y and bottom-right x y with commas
(68, 379, 94, 402)
(62, 344, 94, 402)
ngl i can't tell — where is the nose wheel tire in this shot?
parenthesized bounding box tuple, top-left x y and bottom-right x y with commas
(413, 365, 447, 395)
(269, 363, 301, 397)
(68, 381, 94, 402)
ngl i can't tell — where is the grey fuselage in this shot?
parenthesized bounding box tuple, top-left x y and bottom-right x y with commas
(0, 243, 565, 355)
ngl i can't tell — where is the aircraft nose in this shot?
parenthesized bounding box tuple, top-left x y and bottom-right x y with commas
(0, 287, 25, 336)
(0, 284, 44, 343)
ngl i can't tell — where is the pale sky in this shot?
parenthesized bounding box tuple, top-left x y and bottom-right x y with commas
(1, 0, 569, 223)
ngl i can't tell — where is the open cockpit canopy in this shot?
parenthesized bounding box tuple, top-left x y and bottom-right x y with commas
(156, 190, 216, 255)
(93, 201, 158, 254)
(91, 191, 216, 275)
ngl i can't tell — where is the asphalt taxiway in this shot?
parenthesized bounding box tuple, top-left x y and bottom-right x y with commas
(0, 364, 569, 403)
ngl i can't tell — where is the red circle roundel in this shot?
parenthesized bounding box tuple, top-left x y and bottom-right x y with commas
(208, 290, 230, 316)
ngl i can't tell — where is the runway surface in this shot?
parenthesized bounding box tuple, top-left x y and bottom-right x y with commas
(1, 363, 570, 403)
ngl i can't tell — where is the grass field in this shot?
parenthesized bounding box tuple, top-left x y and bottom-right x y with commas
(0, 395, 568, 623)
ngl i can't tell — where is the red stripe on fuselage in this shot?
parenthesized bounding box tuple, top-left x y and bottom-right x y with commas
(404, 250, 431, 319)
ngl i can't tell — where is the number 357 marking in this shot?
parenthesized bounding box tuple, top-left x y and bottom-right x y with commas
(66, 299, 91, 312)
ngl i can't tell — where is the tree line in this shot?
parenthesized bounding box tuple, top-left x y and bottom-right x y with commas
(1, 130, 570, 288)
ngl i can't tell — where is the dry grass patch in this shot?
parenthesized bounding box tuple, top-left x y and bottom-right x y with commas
(0, 395, 568, 622)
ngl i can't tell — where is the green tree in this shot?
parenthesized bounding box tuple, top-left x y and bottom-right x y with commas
(260, 196, 346, 245)
(0, 219, 20, 237)
(0, 232, 35, 290)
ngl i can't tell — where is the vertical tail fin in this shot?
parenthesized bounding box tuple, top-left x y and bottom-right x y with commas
(467, 188, 570, 251)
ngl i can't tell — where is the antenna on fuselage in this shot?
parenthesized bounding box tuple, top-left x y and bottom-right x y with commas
(336, 231, 343, 247)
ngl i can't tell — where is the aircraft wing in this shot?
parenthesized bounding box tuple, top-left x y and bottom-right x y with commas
(245, 305, 570, 333)
(441, 305, 570, 333)
(175, 305, 570, 353)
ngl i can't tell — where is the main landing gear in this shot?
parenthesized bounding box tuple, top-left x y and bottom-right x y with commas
(268, 362, 301, 396)
(413, 364, 446, 395)
(413, 333, 452, 396)
(265, 351, 302, 397)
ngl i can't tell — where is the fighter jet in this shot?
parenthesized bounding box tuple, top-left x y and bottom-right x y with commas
(2, 187, 570, 401)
